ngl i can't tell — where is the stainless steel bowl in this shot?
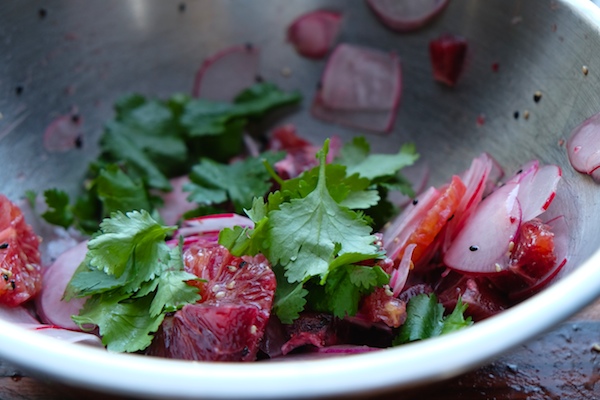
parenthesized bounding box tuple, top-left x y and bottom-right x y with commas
(1, 0, 600, 398)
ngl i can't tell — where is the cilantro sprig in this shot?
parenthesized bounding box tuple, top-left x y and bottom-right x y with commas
(39, 82, 301, 233)
(66, 211, 201, 353)
(219, 139, 417, 322)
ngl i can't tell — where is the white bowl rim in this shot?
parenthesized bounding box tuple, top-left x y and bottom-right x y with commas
(2, 0, 600, 398)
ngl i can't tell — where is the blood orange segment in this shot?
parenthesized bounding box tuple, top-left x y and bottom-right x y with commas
(147, 243, 275, 361)
(0, 195, 42, 306)
(396, 175, 466, 264)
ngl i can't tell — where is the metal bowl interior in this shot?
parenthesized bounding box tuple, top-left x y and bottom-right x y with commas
(1, 0, 600, 398)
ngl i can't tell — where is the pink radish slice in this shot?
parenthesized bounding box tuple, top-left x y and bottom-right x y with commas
(516, 164, 561, 222)
(157, 176, 198, 226)
(383, 186, 440, 261)
(444, 183, 522, 274)
(32, 326, 103, 347)
(509, 215, 569, 300)
(483, 153, 504, 197)
(391, 243, 416, 296)
(36, 241, 88, 331)
(388, 160, 430, 207)
(287, 10, 342, 59)
(320, 44, 401, 110)
(442, 153, 493, 252)
(567, 111, 600, 182)
(43, 114, 83, 153)
(311, 92, 398, 133)
(174, 214, 254, 238)
(0, 306, 102, 347)
(366, 0, 449, 32)
(505, 160, 539, 185)
(192, 44, 260, 102)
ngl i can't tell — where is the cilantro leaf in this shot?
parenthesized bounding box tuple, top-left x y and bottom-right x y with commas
(394, 294, 472, 345)
(85, 210, 175, 278)
(337, 138, 419, 181)
(273, 267, 308, 324)
(67, 212, 201, 353)
(73, 292, 165, 353)
(185, 152, 284, 213)
(41, 189, 74, 228)
(322, 265, 388, 318)
(181, 82, 301, 137)
(267, 140, 380, 283)
(94, 164, 153, 217)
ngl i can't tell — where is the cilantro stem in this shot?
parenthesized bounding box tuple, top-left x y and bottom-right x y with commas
(262, 158, 285, 186)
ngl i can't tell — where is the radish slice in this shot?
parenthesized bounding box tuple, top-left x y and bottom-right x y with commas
(366, 0, 449, 32)
(483, 153, 504, 196)
(43, 114, 83, 153)
(312, 44, 402, 133)
(516, 164, 561, 222)
(444, 183, 522, 274)
(442, 153, 493, 252)
(567, 111, 600, 183)
(174, 214, 254, 238)
(390, 243, 416, 296)
(192, 45, 260, 102)
(157, 176, 198, 226)
(312, 93, 398, 133)
(287, 10, 342, 59)
(320, 44, 401, 110)
(383, 186, 440, 261)
(0, 305, 103, 347)
(509, 215, 569, 300)
(506, 160, 539, 184)
(36, 241, 88, 331)
(32, 326, 103, 347)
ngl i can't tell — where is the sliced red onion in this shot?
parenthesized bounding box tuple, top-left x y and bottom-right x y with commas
(510, 215, 569, 300)
(366, 0, 449, 32)
(444, 183, 522, 274)
(311, 44, 402, 133)
(287, 10, 342, 59)
(391, 243, 416, 296)
(320, 44, 400, 110)
(36, 241, 88, 331)
(157, 175, 198, 226)
(516, 164, 561, 222)
(383, 186, 440, 261)
(567, 111, 600, 183)
(43, 114, 83, 153)
(192, 44, 260, 102)
(174, 214, 254, 238)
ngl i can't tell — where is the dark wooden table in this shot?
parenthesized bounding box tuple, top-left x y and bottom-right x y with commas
(3, 300, 600, 400)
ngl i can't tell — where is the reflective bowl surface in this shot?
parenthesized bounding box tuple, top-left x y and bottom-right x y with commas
(1, 0, 600, 398)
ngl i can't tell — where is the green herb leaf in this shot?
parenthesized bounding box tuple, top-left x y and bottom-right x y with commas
(394, 294, 472, 345)
(185, 152, 284, 213)
(73, 292, 165, 353)
(267, 141, 380, 283)
(273, 267, 308, 324)
(67, 212, 201, 353)
(41, 189, 74, 228)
